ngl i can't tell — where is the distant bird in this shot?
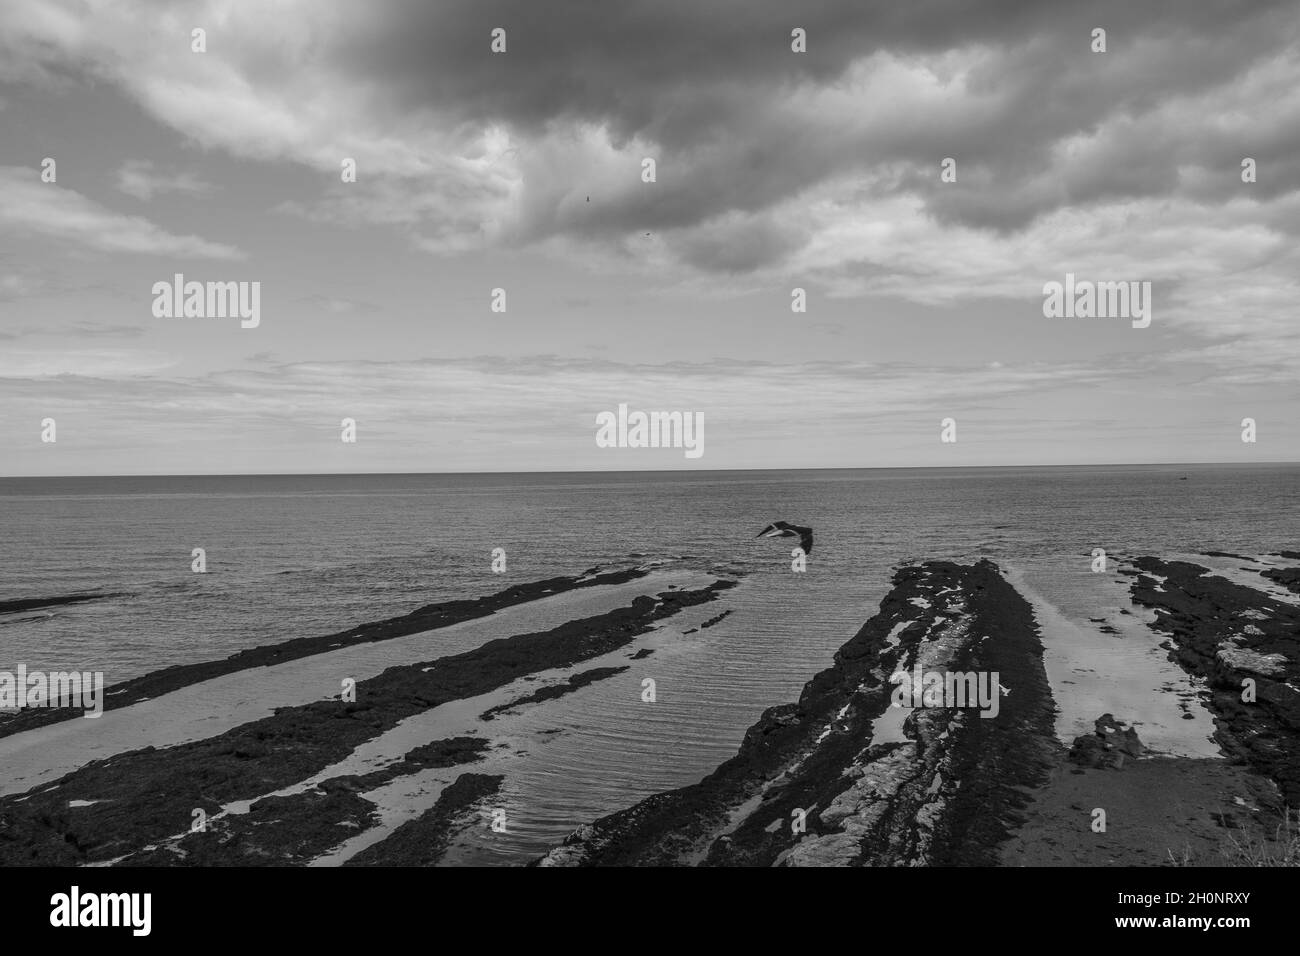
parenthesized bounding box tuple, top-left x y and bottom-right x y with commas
(756, 521, 813, 555)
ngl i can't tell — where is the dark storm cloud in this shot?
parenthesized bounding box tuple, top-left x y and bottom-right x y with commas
(344, 0, 1282, 139)
(672, 214, 809, 273)
(331, 0, 1300, 259)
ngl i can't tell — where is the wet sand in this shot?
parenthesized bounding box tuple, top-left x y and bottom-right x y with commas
(1004, 563, 1219, 758)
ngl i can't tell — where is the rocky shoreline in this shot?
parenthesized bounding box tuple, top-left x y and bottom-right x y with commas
(1127, 557, 1300, 805)
(0, 566, 649, 740)
(540, 560, 1058, 866)
(0, 574, 734, 865)
(3, 552, 1296, 867)
(539, 555, 1300, 867)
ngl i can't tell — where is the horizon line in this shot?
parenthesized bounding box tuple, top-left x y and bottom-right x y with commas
(2, 460, 1295, 480)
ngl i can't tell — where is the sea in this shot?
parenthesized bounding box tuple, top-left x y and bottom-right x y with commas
(1, 464, 1297, 862)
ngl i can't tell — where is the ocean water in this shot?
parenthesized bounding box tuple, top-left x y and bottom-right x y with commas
(1, 464, 1297, 862)
(2, 465, 1296, 678)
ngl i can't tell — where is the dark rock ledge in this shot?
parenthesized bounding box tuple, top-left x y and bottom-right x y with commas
(1261, 566, 1300, 595)
(539, 560, 1057, 866)
(479, 666, 628, 721)
(345, 773, 505, 867)
(1128, 557, 1300, 805)
(0, 566, 650, 740)
(0, 591, 128, 615)
(0, 578, 735, 866)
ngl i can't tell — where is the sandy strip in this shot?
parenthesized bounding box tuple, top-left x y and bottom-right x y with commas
(0, 569, 711, 798)
(1003, 564, 1220, 759)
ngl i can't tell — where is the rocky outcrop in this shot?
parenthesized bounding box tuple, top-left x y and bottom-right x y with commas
(0, 578, 735, 866)
(1067, 714, 1145, 769)
(1261, 566, 1300, 595)
(345, 773, 504, 867)
(0, 591, 127, 615)
(479, 666, 628, 721)
(1129, 557, 1300, 804)
(539, 560, 1058, 866)
(0, 566, 651, 739)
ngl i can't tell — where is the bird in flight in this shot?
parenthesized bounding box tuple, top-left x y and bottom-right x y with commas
(755, 521, 813, 555)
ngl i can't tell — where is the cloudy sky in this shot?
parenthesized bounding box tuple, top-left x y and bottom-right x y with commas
(1, 0, 1297, 475)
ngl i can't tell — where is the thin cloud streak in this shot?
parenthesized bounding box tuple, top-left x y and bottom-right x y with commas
(0, 167, 244, 260)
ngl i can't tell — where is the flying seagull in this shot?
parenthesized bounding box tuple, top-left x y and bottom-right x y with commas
(756, 521, 813, 555)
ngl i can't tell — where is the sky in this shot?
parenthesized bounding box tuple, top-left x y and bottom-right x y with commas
(1, 0, 1298, 475)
